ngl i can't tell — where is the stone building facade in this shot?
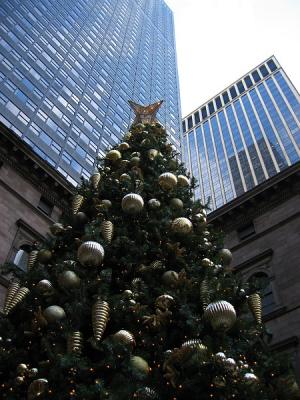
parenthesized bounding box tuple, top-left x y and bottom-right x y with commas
(0, 122, 73, 309)
(209, 161, 300, 372)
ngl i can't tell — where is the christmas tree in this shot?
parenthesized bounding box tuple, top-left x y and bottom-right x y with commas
(0, 101, 299, 400)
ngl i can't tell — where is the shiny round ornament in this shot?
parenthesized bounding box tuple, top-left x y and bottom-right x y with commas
(17, 363, 28, 376)
(77, 241, 105, 267)
(90, 172, 101, 189)
(129, 356, 150, 377)
(37, 249, 52, 264)
(158, 172, 177, 190)
(118, 142, 130, 151)
(202, 258, 213, 268)
(123, 289, 134, 298)
(130, 156, 140, 166)
(204, 300, 236, 331)
(219, 248, 233, 266)
(148, 149, 159, 160)
(15, 376, 25, 385)
(215, 352, 226, 362)
(43, 305, 66, 323)
(244, 372, 259, 384)
(194, 213, 207, 223)
(122, 193, 144, 214)
(27, 378, 48, 400)
(36, 280, 53, 296)
(120, 173, 131, 183)
(224, 357, 236, 370)
(123, 131, 132, 141)
(155, 294, 174, 310)
(177, 175, 190, 187)
(148, 198, 161, 209)
(99, 199, 112, 210)
(58, 270, 81, 289)
(171, 217, 193, 234)
(106, 149, 121, 162)
(28, 368, 38, 378)
(162, 270, 179, 287)
(113, 330, 135, 347)
(170, 198, 183, 210)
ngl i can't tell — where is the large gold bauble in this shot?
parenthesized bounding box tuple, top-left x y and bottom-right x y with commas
(122, 193, 144, 214)
(162, 270, 178, 287)
(72, 194, 84, 214)
(106, 149, 121, 162)
(27, 250, 38, 270)
(67, 331, 83, 355)
(77, 241, 105, 267)
(36, 280, 53, 296)
(92, 300, 110, 342)
(177, 175, 190, 187)
(37, 249, 52, 264)
(43, 305, 66, 323)
(90, 172, 101, 189)
(248, 293, 262, 324)
(148, 149, 159, 160)
(58, 270, 81, 289)
(100, 220, 114, 243)
(113, 330, 135, 347)
(120, 173, 131, 183)
(158, 172, 177, 190)
(171, 217, 193, 234)
(129, 356, 150, 377)
(219, 248, 233, 266)
(27, 378, 48, 400)
(148, 198, 161, 209)
(204, 300, 236, 331)
(118, 142, 130, 151)
(170, 198, 183, 209)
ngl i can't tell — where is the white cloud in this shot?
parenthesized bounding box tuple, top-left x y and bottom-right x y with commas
(166, 0, 300, 116)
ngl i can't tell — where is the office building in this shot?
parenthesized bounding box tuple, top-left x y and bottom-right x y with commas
(0, 0, 182, 186)
(182, 56, 300, 211)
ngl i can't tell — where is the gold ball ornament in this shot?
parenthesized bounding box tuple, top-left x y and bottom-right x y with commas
(129, 356, 150, 377)
(100, 220, 114, 243)
(27, 378, 48, 400)
(170, 198, 183, 209)
(171, 217, 193, 234)
(148, 149, 159, 160)
(194, 213, 207, 223)
(248, 293, 262, 324)
(158, 172, 177, 190)
(204, 301, 236, 331)
(98, 199, 112, 210)
(43, 305, 66, 323)
(130, 156, 140, 166)
(37, 249, 52, 264)
(162, 270, 179, 287)
(120, 159, 130, 168)
(113, 330, 135, 347)
(58, 270, 81, 289)
(15, 376, 25, 385)
(72, 194, 84, 214)
(214, 352, 226, 362)
(244, 372, 259, 385)
(36, 280, 53, 296)
(219, 248, 233, 266)
(120, 173, 131, 183)
(118, 142, 130, 151)
(202, 258, 214, 268)
(148, 198, 161, 209)
(17, 363, 28, 376)
(106, 149, 121, 162)
(122, 193, 144, 214)
(90, 172, 101, 189)
(177, 175, 190, 187)
(155, 294, 174, 310)
(92, 299, 110, 342)
(77, 241, 105, 267)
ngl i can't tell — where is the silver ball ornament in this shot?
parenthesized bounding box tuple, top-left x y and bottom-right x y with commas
(77, 241, 105, 267)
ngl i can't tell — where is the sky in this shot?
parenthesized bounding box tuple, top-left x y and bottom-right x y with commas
(165, 0, 300, 117)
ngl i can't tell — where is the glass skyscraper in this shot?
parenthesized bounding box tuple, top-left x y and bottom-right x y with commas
(0, 0, 181, 186)
(182, 56, 300, 211)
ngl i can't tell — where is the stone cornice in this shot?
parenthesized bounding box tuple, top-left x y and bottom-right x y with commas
(0, 122, 74, 213)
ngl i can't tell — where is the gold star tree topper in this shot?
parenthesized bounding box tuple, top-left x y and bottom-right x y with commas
(128, 100, 163, 125)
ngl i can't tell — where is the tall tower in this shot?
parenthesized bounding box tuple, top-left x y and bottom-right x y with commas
(182, 56, 300, 211)
(0, 0, 182, 185)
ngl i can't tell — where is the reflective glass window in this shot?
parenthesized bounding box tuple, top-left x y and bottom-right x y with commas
(267, 59, 277, 72)
(222, 91, 230, 104)
(252, 70, 261, 83)
(208, 101, 215, 115)
(237, 81, 245, 95)
(187, 116, 193, 129)
(194, 111, 200, 124)
(215, 96, 222, 109)
(259, 64, 269, 77)
(201, 106, 207, 120)
(229, 86, 237, 99)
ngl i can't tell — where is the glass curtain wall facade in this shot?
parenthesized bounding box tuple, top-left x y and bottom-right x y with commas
(0, 0, 182, 186)
(182, 56, 300, 211)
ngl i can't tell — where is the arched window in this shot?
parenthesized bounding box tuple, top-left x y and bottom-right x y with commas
(13, 244, 31, 271)
(248, 272, 275, 315)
